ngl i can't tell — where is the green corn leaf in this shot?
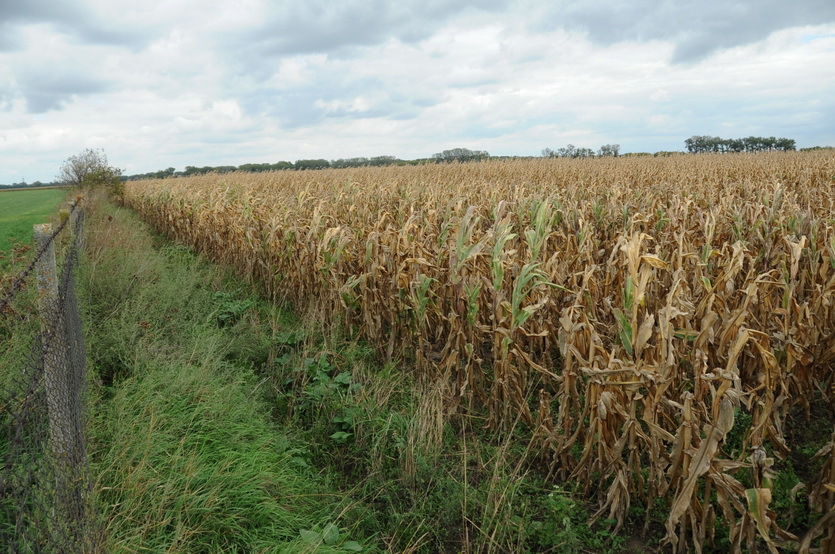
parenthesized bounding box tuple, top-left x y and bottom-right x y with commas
(614, 308, 633, 357)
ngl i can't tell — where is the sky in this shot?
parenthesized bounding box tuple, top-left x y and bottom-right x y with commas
(1, 0, 834, 183)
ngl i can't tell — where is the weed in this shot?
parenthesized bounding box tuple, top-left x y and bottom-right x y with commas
(210, 290, 255, 327)
(83, 202, 374, 552)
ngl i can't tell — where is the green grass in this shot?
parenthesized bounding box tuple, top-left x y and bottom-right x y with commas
(0, 188, 69, 265)
(82, 197, 372, 553)
(0, 188, 71, 404)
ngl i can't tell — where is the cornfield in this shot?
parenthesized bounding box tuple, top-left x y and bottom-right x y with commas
(124, 152, 835, 552)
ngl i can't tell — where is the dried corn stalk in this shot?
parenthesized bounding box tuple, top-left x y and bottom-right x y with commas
(125, 151, 835, 551)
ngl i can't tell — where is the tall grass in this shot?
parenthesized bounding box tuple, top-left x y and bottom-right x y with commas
(83, 199, 370, 553)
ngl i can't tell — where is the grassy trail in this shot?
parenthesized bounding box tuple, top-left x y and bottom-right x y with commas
(83, 196, 370, 553)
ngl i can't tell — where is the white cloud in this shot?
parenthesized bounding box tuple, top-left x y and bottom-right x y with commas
(0, 0, 833, 182)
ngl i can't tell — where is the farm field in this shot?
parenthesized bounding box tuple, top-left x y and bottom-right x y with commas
(0, 188, 68, 267)
(124, 152, 835, 552)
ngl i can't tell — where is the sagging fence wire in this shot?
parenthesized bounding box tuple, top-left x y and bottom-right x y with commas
(0, 200, 95, 552)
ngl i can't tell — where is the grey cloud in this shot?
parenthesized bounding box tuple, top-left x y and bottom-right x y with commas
(277, 91, 433, 128)
(0, 22, 22, 51)
(541, 0, 835, 63)
(24, 91, 71, 113)
(0, 0, 152, 48)
(0, 90, 14, 111)
(0, 0, 80, 23)
(18, 70, 109, 113)
(229, 0, 508, 59)
(239, 71, 437, 129)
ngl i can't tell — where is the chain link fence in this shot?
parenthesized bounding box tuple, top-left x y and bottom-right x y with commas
(0, 201, 94, 552)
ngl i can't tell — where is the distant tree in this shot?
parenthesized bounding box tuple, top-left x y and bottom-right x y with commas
(775, 138, 796, 152)
(57, 148, 122, 195)
(685, 135, 796, 154)
(598, 144, 620, 157)
(181, 165, 234, 175)
(329, 156, 403, 168)
(542, 144, 596, 159)
(557, 144, 577, 158)
(294, 159, 331, 170)
(141, 167, 176, 179)
(238, 163, 274, 173)
(726, 139, 745, 153)
(370, 155, 400, 166)
(685, 136, 720, 153)
(57, 148, 120, 187)
(331, 157, 369, 169)
(432, 148, 490, 163)
(542, 144, 573, 158)
(741, 136, 759, 152)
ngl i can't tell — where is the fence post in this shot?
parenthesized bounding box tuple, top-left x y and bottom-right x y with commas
(33, 223, 85, 545)
(33, 224, 58, 326)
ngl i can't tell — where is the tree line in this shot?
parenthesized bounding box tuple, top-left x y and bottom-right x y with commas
(432, 148, 490, 163)
(0, 180, 55, 189)
(0, 148, 493, 186)
(125, 156, 414, 179)
(540, 136, 804, 159)
(7, 141, 831, 189)
(117, 140, 828, 181)
(124, 149, 496, 179)
(541, 144, 621, 158)
(684, 135, 796, 154)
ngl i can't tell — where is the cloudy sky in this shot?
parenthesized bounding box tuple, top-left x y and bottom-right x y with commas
(1, 0, 833, 183)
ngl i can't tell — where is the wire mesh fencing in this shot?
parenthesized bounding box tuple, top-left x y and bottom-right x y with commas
(0, 201, 95, 553)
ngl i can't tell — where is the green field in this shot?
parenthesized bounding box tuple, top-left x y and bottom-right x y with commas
(0, 188, 68, 263)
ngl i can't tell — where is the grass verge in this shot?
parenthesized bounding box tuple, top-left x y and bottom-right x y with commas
(83, 196, 370, 552)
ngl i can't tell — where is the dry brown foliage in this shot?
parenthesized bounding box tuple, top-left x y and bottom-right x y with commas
(124, 152, 835, 552)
